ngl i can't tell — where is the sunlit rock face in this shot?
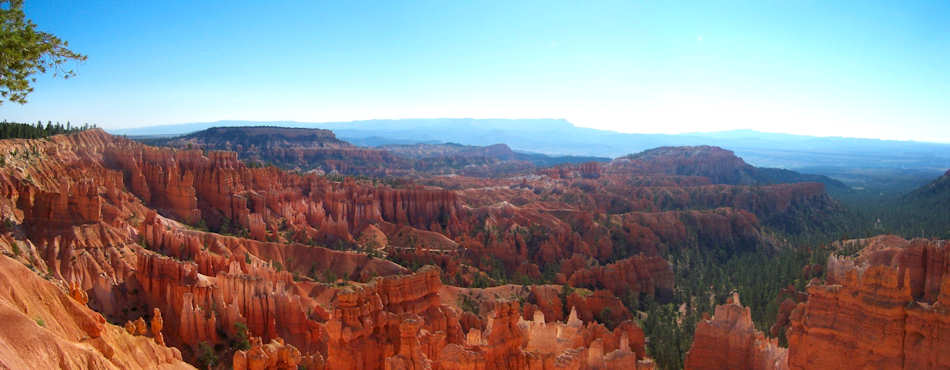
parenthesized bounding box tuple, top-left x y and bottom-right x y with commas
(788, 235, 950, 370)
(684, 293, 787, 370)
(0, 253, 191, 369)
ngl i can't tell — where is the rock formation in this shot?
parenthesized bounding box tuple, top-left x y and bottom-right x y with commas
(0, 129, 847, 369)
(232, 336, 320, 370)
(685, 293, 787, 370)
(0, 254, 191, 369)
(787, 235, 950, 369)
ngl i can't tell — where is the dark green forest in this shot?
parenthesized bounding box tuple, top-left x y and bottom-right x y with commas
(0, 120, 95, 139)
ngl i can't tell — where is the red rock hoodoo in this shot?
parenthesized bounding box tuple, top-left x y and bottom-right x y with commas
(685, 293, 788, 370)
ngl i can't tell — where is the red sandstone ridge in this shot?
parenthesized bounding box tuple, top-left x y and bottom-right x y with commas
(685, 293, 787, 370)
(788, 235, 950, 369)
(0, 254, 191, 369)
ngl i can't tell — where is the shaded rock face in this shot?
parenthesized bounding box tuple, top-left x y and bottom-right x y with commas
(788, 235, 950, 370)
(684, 294, 787, 370)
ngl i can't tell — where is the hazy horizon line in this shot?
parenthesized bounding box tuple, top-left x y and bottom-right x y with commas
(103, 117, 950, 145)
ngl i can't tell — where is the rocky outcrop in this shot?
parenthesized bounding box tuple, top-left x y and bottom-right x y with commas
(325, 266, 460, 369)
(441, 302, 654, 370)
(232, 336, 320, 370)
(685, 293, 787, 370)
(132, 251, 334, 357)
(137, 211, 406, 281)
(0, 254, 191, 369)
(103, 139, 464, 245)
(564, 255, 674, 300)
(825, 235, 950, 303)
(787, 235, 950, 369)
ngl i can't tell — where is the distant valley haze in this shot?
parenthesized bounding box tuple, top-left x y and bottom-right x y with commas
(111, 118, 950, 194)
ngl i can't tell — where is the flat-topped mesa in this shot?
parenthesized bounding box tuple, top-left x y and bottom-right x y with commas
(685, 293, 788, 370)
(166, 126, 347, 151)
(788, 235, 950, 369)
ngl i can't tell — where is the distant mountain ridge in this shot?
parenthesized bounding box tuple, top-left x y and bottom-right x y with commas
(871, 169, 950, 238)
(112, 118, 950, 191)
(139, 126, 609, 177)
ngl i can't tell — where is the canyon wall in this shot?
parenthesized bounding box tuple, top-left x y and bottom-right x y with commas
(0, 254, 190, 369)
(788, 235, 950, 369)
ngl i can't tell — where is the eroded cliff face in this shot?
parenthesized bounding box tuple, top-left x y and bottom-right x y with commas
(104, 142, 463, 243)
(0, 129, 846, 369)
(0, 130, 457, 367)
(684, 294, 787, 370)
(682, 236, 950, 370)
(0, 254, 191, 369)
(436, 301, 654, 370)
(787, 235, 950, 370)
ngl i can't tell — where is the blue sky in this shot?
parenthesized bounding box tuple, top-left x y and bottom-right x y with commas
(2, 1, 949, 141)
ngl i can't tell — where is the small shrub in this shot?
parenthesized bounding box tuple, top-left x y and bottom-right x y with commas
(459, 294, 479, 314)
(196, 341, 217, 369)
(232, 322, 250, 351)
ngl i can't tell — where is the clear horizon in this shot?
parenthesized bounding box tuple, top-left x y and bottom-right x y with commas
(2, 1, 948, 142)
